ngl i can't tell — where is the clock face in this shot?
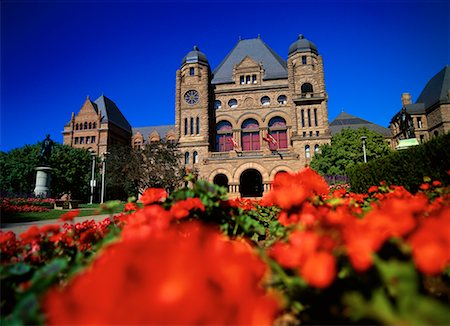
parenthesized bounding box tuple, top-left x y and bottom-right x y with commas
(184, 90, 199, 105)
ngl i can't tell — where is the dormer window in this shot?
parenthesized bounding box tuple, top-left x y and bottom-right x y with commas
(240, 76, 245, 85)
(252, 75, 257, 84)
(228, 99, 238, 108)
(189, 67, 195, 76)
(261, 96, 270, 106)
(246, 75, 251, 84)
(277, 95, 287, 105)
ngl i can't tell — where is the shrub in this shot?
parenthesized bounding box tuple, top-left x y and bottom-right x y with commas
(348, 133, 450, 193)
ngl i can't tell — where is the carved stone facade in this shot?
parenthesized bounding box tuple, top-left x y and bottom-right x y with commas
(390, 66, 450, 146)
(175, 36, 332, 198)
(62, 95, 132, 155)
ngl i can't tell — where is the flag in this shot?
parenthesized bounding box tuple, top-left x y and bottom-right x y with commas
(227, 137, 238, 148)
(263, 133, 277, 145)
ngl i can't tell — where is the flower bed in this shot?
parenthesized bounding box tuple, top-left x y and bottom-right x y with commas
(0, 197, 55, 214)
(1, 168, 449, 325)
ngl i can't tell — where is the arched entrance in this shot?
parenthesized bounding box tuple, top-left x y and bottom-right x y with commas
(213, 174, 229, 192)
(240, 169, 263, 197)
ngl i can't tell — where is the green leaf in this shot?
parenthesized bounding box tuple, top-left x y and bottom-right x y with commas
(9, 263, 31, 276)
(30, 258, 68, 293)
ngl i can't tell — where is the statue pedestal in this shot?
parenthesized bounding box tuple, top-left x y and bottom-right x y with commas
(34, 167, 52, 198)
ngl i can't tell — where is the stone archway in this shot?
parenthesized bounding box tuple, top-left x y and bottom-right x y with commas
(240, 169, 263, 197)
(213, 173, 229, 191)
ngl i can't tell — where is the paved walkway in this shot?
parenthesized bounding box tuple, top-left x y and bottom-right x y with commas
(1, 214, 113, 236)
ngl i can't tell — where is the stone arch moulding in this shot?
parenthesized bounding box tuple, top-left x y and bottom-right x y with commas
(269, 165, 294, 180)
(236, 113, 264, 126)
(232, 162, 269, 184)
(215, 115, 238, 129)
(264, 111, 292, 126)
(298, 79, 319, 93)
(208, 168, 233, 184)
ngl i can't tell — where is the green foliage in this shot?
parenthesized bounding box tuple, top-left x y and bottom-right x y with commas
(310, 127, 392, 176)
(168, 181, 284, 244)
(0, 143, 92, 199)
(348, 133, 450, 193)
(107, 142, 185, 198)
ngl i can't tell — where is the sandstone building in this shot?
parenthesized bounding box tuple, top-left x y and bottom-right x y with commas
(63, 95, 132, 155)
(390, 66, 450, 146)
(171, 35, 332, 197)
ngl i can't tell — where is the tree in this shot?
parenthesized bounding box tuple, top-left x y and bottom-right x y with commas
(310, 127, 392, 176)
(106, 142, 185, 198)
(0, 143, 92, 199)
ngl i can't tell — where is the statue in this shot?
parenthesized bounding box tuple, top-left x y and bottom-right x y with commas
(399, 108, 415, 139)
(40, 134, 54, 166)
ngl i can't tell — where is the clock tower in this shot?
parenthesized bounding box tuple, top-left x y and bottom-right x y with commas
(175, 46, 211, 171)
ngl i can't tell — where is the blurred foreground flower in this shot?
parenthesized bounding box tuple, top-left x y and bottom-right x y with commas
(43, 222, 280, 325)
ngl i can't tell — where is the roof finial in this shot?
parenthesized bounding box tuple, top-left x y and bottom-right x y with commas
(238, 35, 242, 41)
(257, 34, 261, 39)
(298, 34, 304, 39)
(193, 45, 199, 51)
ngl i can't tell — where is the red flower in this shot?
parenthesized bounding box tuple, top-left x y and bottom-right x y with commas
(124, 202, 139, 212)
(170, 198, 205, 219)
(60, 209, 80, 222)
(140, 188, 167, 206)
(265, 168, 329, 210)
(300, 251, 336, 288)
(43, 222, 280, 325)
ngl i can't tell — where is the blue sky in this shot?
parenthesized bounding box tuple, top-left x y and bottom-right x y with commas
(1, 0, 448, 152)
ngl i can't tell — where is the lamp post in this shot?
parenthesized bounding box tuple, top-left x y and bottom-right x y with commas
(360, 136, 367, 163)
(100, 152, 109, 204)
(89, 153, 97, 204)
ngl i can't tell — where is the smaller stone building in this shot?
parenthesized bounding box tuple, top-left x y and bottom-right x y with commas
(131, 125, 176, 148)
(62, 95, 132, 155)
(390, 66, 450, 145)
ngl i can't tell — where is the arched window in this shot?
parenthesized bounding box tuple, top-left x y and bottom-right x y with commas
(184, 152, 190, 165)
(268, 117, 288, 149)
(75, 123, 79, 130)
(301, 83, 313, 94)
(307, 109, 311, 127)
(193, 151, 198, 164)
(314, 144, 320, 153)
(305, 145, 311, 158)
(88, 122, 92, 129)
(314, 109, 318, 126)
(261, 96, 270, 106)
(277, 95, 287, 105)
(196, 117, 200, 134)
(301, 109, 305, 127)
(190, 117, 194, 135)
(216, 121, 233, 152)
(93, 122, 96, 129)
(184, 118, 188, 135)
(242, 119, 260, 151)
(84, 122, 88, 129)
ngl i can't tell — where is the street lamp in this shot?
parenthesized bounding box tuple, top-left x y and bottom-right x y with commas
(360, 136, 367, 163)
(100, 152, 109, 204)
(89, 152, 97, 204)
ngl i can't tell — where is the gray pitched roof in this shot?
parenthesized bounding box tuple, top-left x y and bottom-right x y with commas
(415, 65, 450, 108)
(132, 125, 175, 141)
(93, 95, 132, 133)
(330, 111, 391, 137)
(212, 38, 287, 84)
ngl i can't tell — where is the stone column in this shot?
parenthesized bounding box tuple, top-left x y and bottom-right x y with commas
(34, 167, 52, 198)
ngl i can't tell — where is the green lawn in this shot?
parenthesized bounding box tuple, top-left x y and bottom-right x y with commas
(1, 202, 125, 224)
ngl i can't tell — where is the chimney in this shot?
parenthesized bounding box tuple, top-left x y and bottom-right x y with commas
(401, 93, 412, 106)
